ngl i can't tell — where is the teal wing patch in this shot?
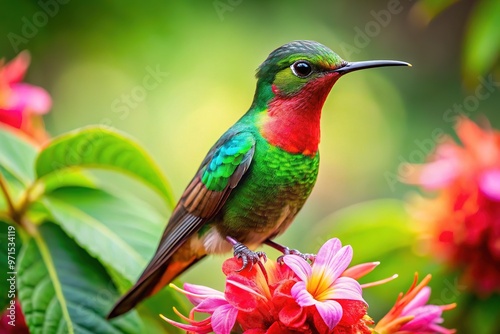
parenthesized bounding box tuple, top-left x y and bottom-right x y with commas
(181, 131, 255, 217)
(201, 133, 255, 191)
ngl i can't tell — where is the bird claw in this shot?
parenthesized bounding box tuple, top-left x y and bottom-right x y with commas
(277, 247, 316, 264)
(227, 237, 267, 272)
(264, 239, 315, 264)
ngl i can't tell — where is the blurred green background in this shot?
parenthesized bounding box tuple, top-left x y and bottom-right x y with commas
(2, 0, 499, 332)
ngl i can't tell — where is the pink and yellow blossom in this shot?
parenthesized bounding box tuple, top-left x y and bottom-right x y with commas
(283, 238, 366, 330)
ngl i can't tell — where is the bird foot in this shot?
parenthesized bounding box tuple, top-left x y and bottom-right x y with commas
(264, 239, 315, 264)
(226, 236, 267, 272)
(277, 248, 316, 264)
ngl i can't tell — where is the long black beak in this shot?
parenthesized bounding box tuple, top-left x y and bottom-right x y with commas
(333, 60, 411, 75)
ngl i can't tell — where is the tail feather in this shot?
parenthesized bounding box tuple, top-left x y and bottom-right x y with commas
(107, 256, 204, 319)
(107, 261, 168, 319)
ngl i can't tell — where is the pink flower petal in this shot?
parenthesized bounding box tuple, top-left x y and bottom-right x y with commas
(283, 255, 312, 282)
(429, 323, 456, 334)
(402, 286, 431, 313)
(342, 261, 379, 280)
(211, 303, 238, 334)
(401, 305, 443, 331)
(291, 281, 316, 307)
(322, 277, 364, 302)
(7, 83, 52, 114)
(160, 314, 213, 333)
(195, 297, 229, 313)
(314, 299, 343, 330)
(419, 158, 459, 189)
(479, 169, 500, 201)
(314, 238, 342, 270)
(314, 245, 353, 287)
(1, 51, 30, 83)
(183, 283, 224, 306)
(184, 282, 224, 296)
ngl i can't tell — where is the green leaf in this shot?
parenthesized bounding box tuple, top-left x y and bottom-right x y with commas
(0, 220, 21, 311)
(41, 170, 97, 195)
(0, 126, 38, 186)
(41, 187, 165, 289)
(35, 126, 175, 209)
(39, 187, 186, 331)
(18, 222, 141, 334)
(463, 0, 500, 81)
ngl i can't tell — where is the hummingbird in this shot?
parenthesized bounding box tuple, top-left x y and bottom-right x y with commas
(107, 40, 410, 319)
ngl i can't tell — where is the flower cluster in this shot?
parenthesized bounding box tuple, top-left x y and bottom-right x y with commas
(163, 238, 455, 333)
(0, 51, 51, 143)
(404, 117, 500, 295)
(163, 238, 373, 334)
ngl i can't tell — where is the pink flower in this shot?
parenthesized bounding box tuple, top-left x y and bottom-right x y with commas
(283, 238, 366, 331)
(163, 238, 376, 333)
(403, 117, 500, 295)
(0, 51, 51, 142)
(374, 274, 456, 334)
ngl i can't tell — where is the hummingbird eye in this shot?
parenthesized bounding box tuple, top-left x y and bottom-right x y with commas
(291, 61, 313, 78)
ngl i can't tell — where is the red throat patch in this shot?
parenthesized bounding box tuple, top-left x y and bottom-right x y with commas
(261, 73, 340, 156)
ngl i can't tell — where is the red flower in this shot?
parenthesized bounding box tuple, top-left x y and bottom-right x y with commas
(0, 51, 51, 143)
(404, 117, 500, 295)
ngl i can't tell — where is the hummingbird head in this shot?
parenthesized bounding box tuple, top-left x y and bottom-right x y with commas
(252, 40, 410, 155)
(255, 40, 346, 100)
(254, 40, 410, 105)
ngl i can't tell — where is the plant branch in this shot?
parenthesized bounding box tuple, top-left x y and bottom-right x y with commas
(0, 173, 17, 219)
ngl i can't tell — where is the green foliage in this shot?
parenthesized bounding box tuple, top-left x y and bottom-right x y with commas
(463, 0, 500, 81)
(36, 127, 176, 209)
(0, 220, 21, 311)
(0, 126, 183, 333)
(0, 128, 37, 185)
(416, 0, 500, 83)
(18, 223, 141, 334)
(42, 187, 164, 290)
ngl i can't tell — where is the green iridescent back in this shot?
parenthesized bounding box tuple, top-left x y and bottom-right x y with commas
(213, 128, 319, 241)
